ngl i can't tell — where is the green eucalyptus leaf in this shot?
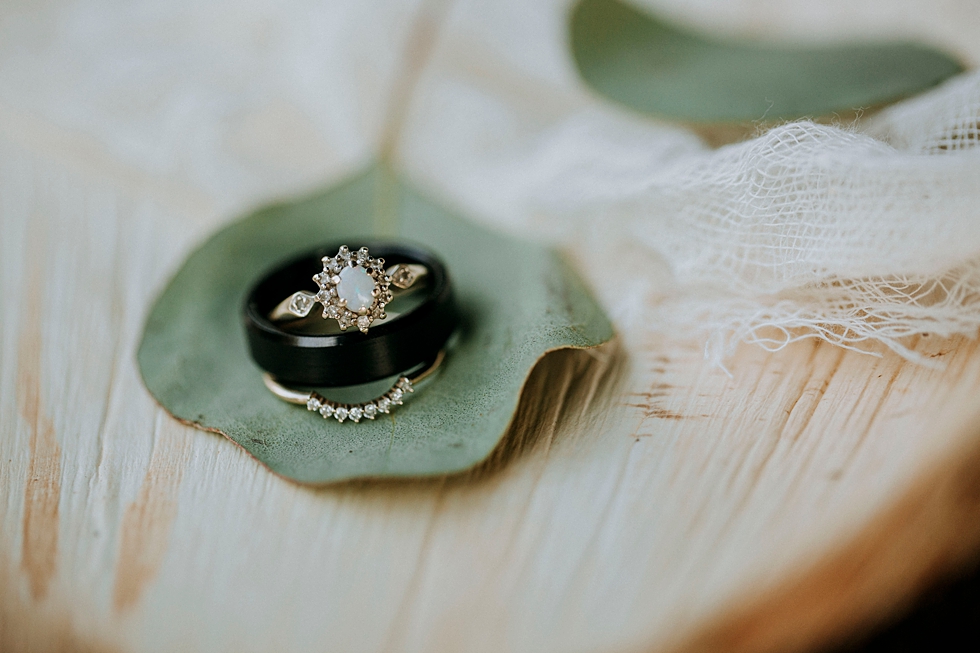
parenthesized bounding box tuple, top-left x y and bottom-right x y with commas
(137, 167, 613, 484)
(570, 0, 963, 123)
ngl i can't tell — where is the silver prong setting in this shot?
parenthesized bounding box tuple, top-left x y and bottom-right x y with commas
(312, 245, 390, 334)
(285, 291, 316, 317)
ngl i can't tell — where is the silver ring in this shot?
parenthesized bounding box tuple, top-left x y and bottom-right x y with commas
(262, 350, 445, 423)
(268, 245, 428, 333)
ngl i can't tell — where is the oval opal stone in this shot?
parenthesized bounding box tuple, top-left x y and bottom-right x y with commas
(336, 266, 375, 312)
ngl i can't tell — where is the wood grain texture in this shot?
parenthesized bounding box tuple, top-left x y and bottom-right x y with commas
(18, 217, 62, 602)
(685, 426, 980, 653)
(112, 418, 192, 613)
(2, 1, 980, 652)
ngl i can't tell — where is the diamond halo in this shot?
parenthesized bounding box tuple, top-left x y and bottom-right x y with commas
(313, 245, 393, 333)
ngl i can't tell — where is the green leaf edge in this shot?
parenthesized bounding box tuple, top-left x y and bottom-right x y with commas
(570, 0, 965, 124)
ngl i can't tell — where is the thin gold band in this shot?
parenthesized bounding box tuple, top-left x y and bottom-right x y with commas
(261, 350, 445, 423)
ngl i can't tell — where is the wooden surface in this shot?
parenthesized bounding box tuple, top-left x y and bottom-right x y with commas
(6, 160, 980, 651)
(4, 1, 980, 652)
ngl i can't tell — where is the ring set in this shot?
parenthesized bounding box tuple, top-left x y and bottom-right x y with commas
(244, 242, 458, 423)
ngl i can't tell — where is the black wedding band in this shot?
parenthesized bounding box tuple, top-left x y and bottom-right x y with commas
(243, 241, 457, 387)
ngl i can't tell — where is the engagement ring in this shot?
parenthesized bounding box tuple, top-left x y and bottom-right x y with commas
(268, 245, 429, 334)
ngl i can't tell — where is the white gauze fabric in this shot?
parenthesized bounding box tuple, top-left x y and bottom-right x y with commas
(404, 52, 980, 364)
(534, 72, 980, 363)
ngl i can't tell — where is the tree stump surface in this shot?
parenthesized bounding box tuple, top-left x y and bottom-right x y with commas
(2, 1, 980, 652)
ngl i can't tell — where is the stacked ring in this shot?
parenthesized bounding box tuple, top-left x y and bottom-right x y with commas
(243, 241, 458, 421)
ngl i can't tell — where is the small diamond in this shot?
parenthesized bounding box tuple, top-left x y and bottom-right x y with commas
(337, 246, 351, 263)
(357, 247, 370, 262)
(389, 265, 417, 289)
(377, 397, 391, 413)
(390, 388, 404, 403)
(398, 378, 414, 392)
(357, 315, 371, 331)
(325, 305, 340, 319)
(319, 404, 334, 418)
(349, 407, 363, 422)
(327, 258, 341, 273)
(334, 407, 348, 422)
(307, 396, 321, 412)
(290, 293, 313, 314)
(364, 404, 377, 419)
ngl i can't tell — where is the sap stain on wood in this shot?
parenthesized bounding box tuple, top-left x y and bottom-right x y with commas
(112, 420, 191, 612)
(18, 249, 61, 602)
